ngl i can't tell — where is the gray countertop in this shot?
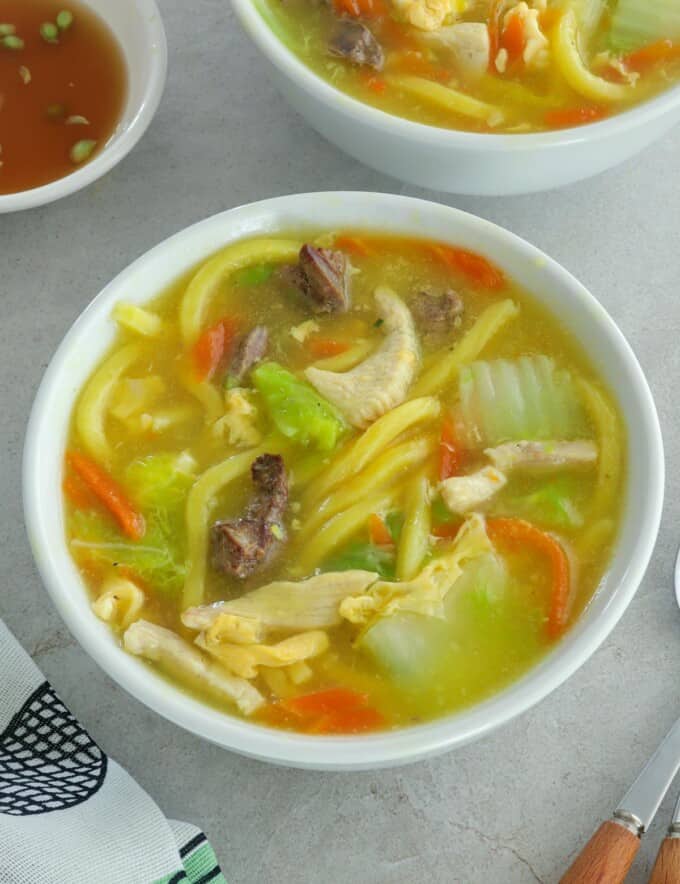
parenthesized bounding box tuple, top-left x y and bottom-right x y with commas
(2, 1, 680, 881)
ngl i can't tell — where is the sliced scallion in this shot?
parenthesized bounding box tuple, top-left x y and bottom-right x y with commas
(2, 34, 24, 49)
(56, 10, 73, 31)
(0, 23, 16, 36)
(70, 139, 97, 164)
(40, 21, 59, 43)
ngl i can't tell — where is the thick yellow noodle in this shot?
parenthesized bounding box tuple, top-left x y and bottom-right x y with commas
(183, 444, 268, 608)
(552, 10, 633, 103)
(180, 238, 301, 345)
(178, 364, 225, 425)
(396, 472, 432, 581)
(298, 435, 434, 542)
(303, 396, 440, 508)
(576, 378, 622, 519)
(296, 488, 400, 575)
(112, 303, 163, 337)
(75, 342, 142, 465)
(412, 299, 519, 397)
(387, 75, 503, 126)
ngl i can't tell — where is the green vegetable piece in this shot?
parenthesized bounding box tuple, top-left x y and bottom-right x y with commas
(609, 0, 680, 52)
(0, 24, 16, 36)
(40, 21, 59, 42)
(124, 452, 196, 510)
(234, 263, 275, 286)
(385, 511, 404, 543)
(2, 34, 24, 49)
(326, 542, 395, 580)
(57, 10, 74, 30)
(252, 361, 346, 451)
(70, 139, 97, 164)
(505, 479, 583, 531)
(430, 494, 457, 526)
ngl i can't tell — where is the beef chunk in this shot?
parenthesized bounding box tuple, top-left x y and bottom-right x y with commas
(280, 244, 351, 314)
(211, 454, 289, 579)
(329, 21, 384, 71)
(411, 290, 464, 331)
(230, 326, 269, 383)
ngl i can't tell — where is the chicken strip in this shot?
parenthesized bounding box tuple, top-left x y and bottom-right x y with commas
(485, 440, 598, 472)
(439, 466, 508, 514)
(305, 287, 420, 429)
(123, 620, 264, 715)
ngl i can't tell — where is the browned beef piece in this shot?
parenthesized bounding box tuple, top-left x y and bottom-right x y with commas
(230, 326, 269, 382)
(411, 290, 464, 331)
(211, 454, 289, 579)
(329, 21, 384, 71)
(280, 244, 351, 313)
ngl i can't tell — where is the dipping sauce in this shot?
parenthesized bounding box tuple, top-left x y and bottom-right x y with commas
(0, 0, 127, 194)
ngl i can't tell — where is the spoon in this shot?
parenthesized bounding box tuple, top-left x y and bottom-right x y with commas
(561, 545, 680, 884)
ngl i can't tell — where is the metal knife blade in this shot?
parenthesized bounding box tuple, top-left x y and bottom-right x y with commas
(615, 717, 680, 834)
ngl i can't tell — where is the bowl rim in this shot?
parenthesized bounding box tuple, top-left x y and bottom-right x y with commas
(0, 0, 167, 214)
(230, 0, 680, 149)
(23, 192, 665, 770)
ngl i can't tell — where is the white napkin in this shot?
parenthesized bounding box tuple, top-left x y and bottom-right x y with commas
(0, 620, 226, 884)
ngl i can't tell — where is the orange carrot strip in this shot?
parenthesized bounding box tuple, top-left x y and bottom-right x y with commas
(439, 414, 463, 480)
(63, 475, 97, 510)
(283, 687, 368, 717)
(389, 50, 451, 83)
(501, 10, 525, 64)
(334, 234, 375, 256)
(429, 244, 506, 290)
(625, 40, 680, 72)
(487, 517, 570, 640)
(333, 0, 386, 19)
(431, 521, 463, 539)
(544, 106, 608, 128)
(379, 17, 419, 52)
(368, 513, 394, 546)
(67, 451, 145, 541)
(312, 705, 385, 734)
(308, 338, 351, 358)
(361, 74, 388, 95)
(192, 316, 239, 381)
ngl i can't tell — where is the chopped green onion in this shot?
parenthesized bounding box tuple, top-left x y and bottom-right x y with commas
(2, 34, 24, 49)
(40, 22, 59, 43)
(373, 318, 384, 328)
(47, 103, 66, 120)
(70, 139, 97, 164)
(18, 65, 31, 84)
(56, 10, 73, 30)
(66, 114, 90, 125)
(0, 24, 16, 36)
(234, 263, 276, 286)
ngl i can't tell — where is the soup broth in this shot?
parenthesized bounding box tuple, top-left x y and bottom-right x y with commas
(64, 231, 625, 734)
(258, 0, 680, 133)
(0, 0, 127, 194)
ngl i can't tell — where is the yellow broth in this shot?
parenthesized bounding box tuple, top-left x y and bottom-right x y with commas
(257, 0, 680, 133)
(64, 231, 626, 733)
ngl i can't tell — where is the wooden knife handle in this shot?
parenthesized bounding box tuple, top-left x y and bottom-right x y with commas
(649, 836, 680, 884)
(560, 820, 641, 884)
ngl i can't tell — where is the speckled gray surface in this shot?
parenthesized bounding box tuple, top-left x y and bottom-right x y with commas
(2, 1, 680, 881)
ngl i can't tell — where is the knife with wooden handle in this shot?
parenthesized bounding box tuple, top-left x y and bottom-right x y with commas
(561, 717, 680, 884)
(650, 795, 680, 884)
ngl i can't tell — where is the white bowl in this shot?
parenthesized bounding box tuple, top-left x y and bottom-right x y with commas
(23, 192, 664, 769)
(231, 0, 680, 195)
(0, 0, 167, 214)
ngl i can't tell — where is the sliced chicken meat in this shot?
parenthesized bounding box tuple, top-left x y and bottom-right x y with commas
(305, 286, 420, 428)
(485, 440, 598, 472)
(123, 620, 264, 715)
(439, 466, 508, 515)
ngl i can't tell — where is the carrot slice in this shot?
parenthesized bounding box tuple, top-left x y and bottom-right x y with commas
(67, 451, 145, 540)
(487, 517, 571, 639)
(625, 39, 680, 72)
(544, 106, 607, 128)
(439, 414, 463, 480)
(192, 316, 239, 381)
(283, 687, 367, 716)
(333, 0, 386, 19)
(361, 74, 388, 95)
(429, 244, 506, 290)
(431, 521, 463, 539)
(389, 50, 451, 83)
(312, 705, 385, 734)
(368, 513, 394, 546)
(334, 234, 375, 256)
(501, 10, 525, 64)
(308, 338, 351, 358)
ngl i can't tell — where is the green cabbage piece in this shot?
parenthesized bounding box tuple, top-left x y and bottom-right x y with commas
(326, 542, 396, 580)
(498, 479, 583, 531)
(69, 453, 195, 594)
(234, 263, 275, 287)
(252, 362, 346, 451)
(609, 0, 680, 52)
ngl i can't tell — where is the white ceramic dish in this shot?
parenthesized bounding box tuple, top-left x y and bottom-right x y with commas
(24, 192, 664, 770)
(231, 0, 680, 196)
(0, 0, 167, 214)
